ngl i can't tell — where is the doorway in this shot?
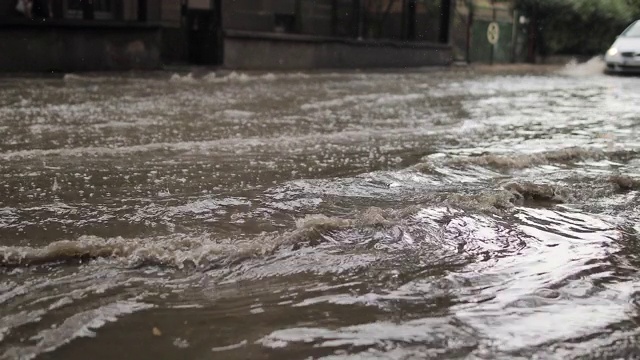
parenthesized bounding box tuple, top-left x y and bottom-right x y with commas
(186, 1, 222, 65)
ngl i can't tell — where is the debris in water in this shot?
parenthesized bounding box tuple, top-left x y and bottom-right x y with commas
(504, 182, 569, 205)
(610, 175, 640, 191)
(152, 327, 162, 336)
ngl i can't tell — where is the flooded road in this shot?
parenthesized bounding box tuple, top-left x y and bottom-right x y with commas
(1, 61, 640, 359)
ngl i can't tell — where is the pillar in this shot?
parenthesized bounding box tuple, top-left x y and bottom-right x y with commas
(407, 0, 416, 40)
(331, 0, 338, 36)
(51, 0, 64, 18)
(82, 0, 94, 20)
(439, 0, 451, 43)
(138, 0, 147, 21)
(353, 0, 363, 39)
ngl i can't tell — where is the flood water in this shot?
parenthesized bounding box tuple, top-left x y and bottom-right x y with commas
(1, 61, 640, 359)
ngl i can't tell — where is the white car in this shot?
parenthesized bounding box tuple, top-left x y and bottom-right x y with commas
(605, 20, 640, 74)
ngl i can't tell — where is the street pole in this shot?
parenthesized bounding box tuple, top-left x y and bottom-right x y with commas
(490, 1, 496, 65)
(295, 0, 302, 33)
(357, 0, 364, 39)
(466, 0, 472, 63)
(439, 0, 452, 44)
(511, 9, 518, 63)
(331, 0, 338, 36)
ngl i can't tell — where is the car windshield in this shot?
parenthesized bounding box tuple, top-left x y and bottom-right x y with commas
(622, 21, 640, 37)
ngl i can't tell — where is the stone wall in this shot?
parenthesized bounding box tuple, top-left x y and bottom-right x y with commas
(223, 31, 452, 70)
(0, 21, 161, 72)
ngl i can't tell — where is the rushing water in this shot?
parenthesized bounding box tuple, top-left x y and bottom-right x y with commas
(1, 61, 640, 359)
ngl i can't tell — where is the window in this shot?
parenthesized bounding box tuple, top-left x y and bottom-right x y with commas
(622, 21, 640, 37)
(67, 0, 114, 20)
(274, 13, 296, 33)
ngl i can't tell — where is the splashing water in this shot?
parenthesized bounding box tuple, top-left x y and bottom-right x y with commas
(559, 56, 607, 77)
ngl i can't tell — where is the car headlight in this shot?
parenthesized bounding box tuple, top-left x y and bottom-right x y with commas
(607, 47, 618, 56)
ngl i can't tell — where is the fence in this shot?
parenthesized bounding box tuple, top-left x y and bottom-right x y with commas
(452, 0, 520, 64)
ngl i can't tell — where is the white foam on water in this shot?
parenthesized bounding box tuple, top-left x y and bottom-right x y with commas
(169, 73, 197, 83)
(257, 317, 476, 353)
(221, 109, 255, 119)
(300, 93, 423, 111)
(211, 339, 248, 352)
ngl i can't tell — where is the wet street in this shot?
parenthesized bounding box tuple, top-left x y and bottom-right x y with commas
(1, 61, 640, 359)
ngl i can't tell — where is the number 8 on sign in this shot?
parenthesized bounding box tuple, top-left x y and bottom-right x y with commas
(487, 22, 500, 45)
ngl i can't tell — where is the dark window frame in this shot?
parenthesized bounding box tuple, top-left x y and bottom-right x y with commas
(65, 0, 115, 20)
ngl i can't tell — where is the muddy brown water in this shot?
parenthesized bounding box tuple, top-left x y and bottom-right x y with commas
(1, 61, 640, 359)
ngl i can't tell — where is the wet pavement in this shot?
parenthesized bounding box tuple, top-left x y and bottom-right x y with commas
(1, 60, 640, 359)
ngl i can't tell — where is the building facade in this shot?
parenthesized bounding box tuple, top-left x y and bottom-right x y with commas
(0, 0, 455, 72)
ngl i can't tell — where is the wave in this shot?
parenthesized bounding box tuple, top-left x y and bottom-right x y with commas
(0, 126, 436, 160)
(0, 190, 535, 269)
(0, 206, 418, 269)
(168, 71, 312, 84)
(62, 74, 111, 83)
(418, 147, 637, 171)
(0, 195, 531, 269)
(3, 172, 635, 269)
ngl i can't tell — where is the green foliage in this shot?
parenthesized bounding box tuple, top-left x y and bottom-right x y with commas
(515, 0, 640, 55)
